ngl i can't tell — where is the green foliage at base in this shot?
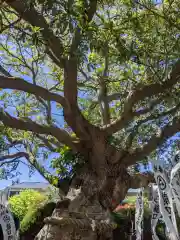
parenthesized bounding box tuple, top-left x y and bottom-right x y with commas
(20, 201, 56, 234)
(9, 189, 47, 221)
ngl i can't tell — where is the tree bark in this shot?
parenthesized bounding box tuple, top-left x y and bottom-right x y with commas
(35, 158, 131, 240)
(35, 190, 115, 240)
(34, 133, 155, 240)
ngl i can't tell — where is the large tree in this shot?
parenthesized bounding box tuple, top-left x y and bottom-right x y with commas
(0, 0, 180, 239)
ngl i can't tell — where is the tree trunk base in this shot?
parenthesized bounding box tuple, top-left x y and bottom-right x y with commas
(35, 191, 116, 240)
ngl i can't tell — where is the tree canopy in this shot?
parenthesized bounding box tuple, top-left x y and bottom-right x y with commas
(0, 0, 180, 189)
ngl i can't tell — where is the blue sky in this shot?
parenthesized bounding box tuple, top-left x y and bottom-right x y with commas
(0, 163, 47, 190)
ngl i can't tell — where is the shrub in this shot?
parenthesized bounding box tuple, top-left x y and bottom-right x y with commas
(20, 201, 56, 234)
(9, 189, 47, 221)
(112, 196, 166, 239)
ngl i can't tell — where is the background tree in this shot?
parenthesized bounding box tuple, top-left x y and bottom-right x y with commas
(0, 0, 180, 239)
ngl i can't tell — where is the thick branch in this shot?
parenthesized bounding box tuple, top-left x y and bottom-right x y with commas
(0, 109, 77, 150)
(123, 117, 180, 166)
(0, 152, 28, 161)
(98, 52, 110, 125)
(5, 0, 99, 140)
(64, 58, 78, 105)
(125, 102, 180, 149)
(129, 172, 154, 189)
(5, 0, 65, 67)
(64, 0, 97, 103)
(63, 59, 100, 140)
(0, 75, 66, 107)
(103, 60, 180, 134)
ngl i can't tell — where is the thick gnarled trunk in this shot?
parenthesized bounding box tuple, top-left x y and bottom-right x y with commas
(35, 192, 115, 240)
(35, 162, 129, 239)
(35, 138, 153, 240)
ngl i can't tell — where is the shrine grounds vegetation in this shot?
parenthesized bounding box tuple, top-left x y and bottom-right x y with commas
(0, 0, 180, 239)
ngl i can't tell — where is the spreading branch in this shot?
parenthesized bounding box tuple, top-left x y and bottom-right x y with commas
(123, 117, 180, 166)
(0, 109, 78, 150)
(103, 60, 180, 134)
(63, 63, 98, 140)
(0, 75, 66, 107)
(125, 102, 180, 150)
(0, 150, 62, 189)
